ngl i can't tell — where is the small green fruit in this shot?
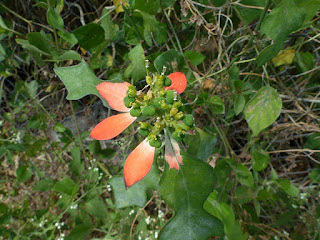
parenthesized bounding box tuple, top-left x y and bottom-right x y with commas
(130, 108, 142, 117)
(183, 114, 194, 126)
(143, 105, 156, 116)
(124, 96, 135, 108)
(164, 77, 172, 86)
(149, 138, 162, 148)
(172, 131, 182, 142)
(166, 90, 175, 104)
(152, 97, 165, 109)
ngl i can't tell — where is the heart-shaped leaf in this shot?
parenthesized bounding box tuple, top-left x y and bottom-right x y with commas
(159, 153, 223, 240)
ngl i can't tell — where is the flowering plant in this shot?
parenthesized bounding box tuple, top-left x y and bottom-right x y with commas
(90, 65, 194, 187)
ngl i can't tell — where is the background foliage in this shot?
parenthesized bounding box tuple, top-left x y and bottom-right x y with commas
(1, 0, 320, 239)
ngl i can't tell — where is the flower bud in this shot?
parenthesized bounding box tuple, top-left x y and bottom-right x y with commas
(152, 97, 165, 109)
(173, 101, 182, 108)
(175, 112, 184, 120)
(149, 138, 162, 148)
(139, 122, 151, 129)
(170, 108, 178, 116)
(127, 85, 137, 97)
(130, 108, 142, 117)
(143, 105, 156, 116)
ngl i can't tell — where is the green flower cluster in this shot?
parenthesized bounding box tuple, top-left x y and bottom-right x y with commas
(124, 73, 194, 148)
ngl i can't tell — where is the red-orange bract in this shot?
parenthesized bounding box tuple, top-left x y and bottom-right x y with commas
(90, 72, 187, 187)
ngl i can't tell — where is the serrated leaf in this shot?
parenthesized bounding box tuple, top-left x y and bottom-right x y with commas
(54, 59, 102, 100)
(47, 7, 64, 30)
(154, 49, 185, 74)
(124, 44, 146, 82)
(16, 165, 33, 184)
(234, 164, 254, 188)
(159, 153, 223, 240)
(244, 86, 282, 136)
(108, 165, 159, 208)
(73, 23, 105, 52)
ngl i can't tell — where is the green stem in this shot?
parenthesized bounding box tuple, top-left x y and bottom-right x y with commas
(0, 3, 32, 25)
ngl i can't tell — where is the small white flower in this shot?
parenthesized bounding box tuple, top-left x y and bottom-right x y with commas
(59, 195, 63, 199)
(55, 222, 59, 227)
(129, 209, 135, 215)
(94, 167, 99, 172)
(158, 210, 164, 218)
(61, 233, 65, 237)
(145, 216, 151, 225)
(155, 231, 159, 238)
(138, 236, 142, 240)
(107, 184, 112, 192)
(88, 167, 92, 170)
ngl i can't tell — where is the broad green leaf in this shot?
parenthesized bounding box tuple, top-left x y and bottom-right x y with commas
(73, 23, 105, 52)
(228, 65, 239, 92)
(185, 128, 217, 161)
(309, 167, 320, 183)
(124, 44, 146, 82)
(256, 37, 283, 66)
(234, 164, 254, 188)
(33, 179, 55, 192)
(16, 165, 33, 184)
(26, 31, 59, 56)
(154, 49, 185, 74)
(54, 59, 103, 101)
(108, 165, 159, 208)
(47, 7, 64, 30)
(66, 224, 93, 240)
(294, 52, 315, 74)
(276, 179, 299, 197)
(234, 0, 265, 25)
(260, 0, 305, 41)
(159, 153, 223, 240)
(57, 31, 78, 45)
(160, 0, 176, 8)
(214, 158, 235, 186)
(27, 80, 39, 98)
(53, 178, 79, 196)
(251, 148, 269, 172)
(298, 0, 320, 23)
(184, 50, 206, 66)
(235, 186, 254, 204)
(305, 132, 320, 157)
(234, 94, 245, 115)
(207, 96, 225, 114)
(85, 197, 108, 219)
(244, 86, 282, 136)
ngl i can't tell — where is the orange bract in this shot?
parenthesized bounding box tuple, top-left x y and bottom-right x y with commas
(165, 72, 187, 95)
(90, 112, 136, 140)
(124, 139, 155, 187)
(97, 82, 130, 112)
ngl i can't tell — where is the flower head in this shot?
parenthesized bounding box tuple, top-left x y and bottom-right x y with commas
(90, 71, 192, 187)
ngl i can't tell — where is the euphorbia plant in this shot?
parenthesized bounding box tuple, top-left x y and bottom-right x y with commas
(90, 63, 194, 187)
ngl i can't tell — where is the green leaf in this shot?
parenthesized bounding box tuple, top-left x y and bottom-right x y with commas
(207, 96, 225, 114)
(276, 179, 299, 197)
(309, 167, 320, 183)
(69, 147, 84, 176)
(204, 193, 241, 238)
(108, 165, 159, 208)
(185, 128, 217, 161)
(234, 94, 245, 115)
(26, 31, 59, 56)
(55, 50, 81, 61)
(73, 23, 105, 52)
(234, 0, 265, 25)
(124, 44, 146, 82)
(228, 65, 239, 92)
(214, 158, 235, 186)
(154, 49, 185, 74)
(33, 179, 55, 191)
(235, 186, 254, 204)
(47, 7, 64, 30)
(294, 51, 315, 74)
(131, 0, 160, 15)
(234, 164, 254, 188)
(159, 153, 223, 240)
(251, 148, 269, 172)
(27, 80, 39, 98)
(244, 86, 282, 136)
(256, 38, 283, 67)
(298, 0, 320, 23)
(16, 165, 33, 184)
(100, 9, 119, 42)
(54, 59, 102, 100)
(260, 0, 305, 41)
(66, 224, 93, 240)
(57, 31, 78, 45)
(85, 198, 108, 219)
(53, 178, 79, 196)
(184, 50, 206, 66)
